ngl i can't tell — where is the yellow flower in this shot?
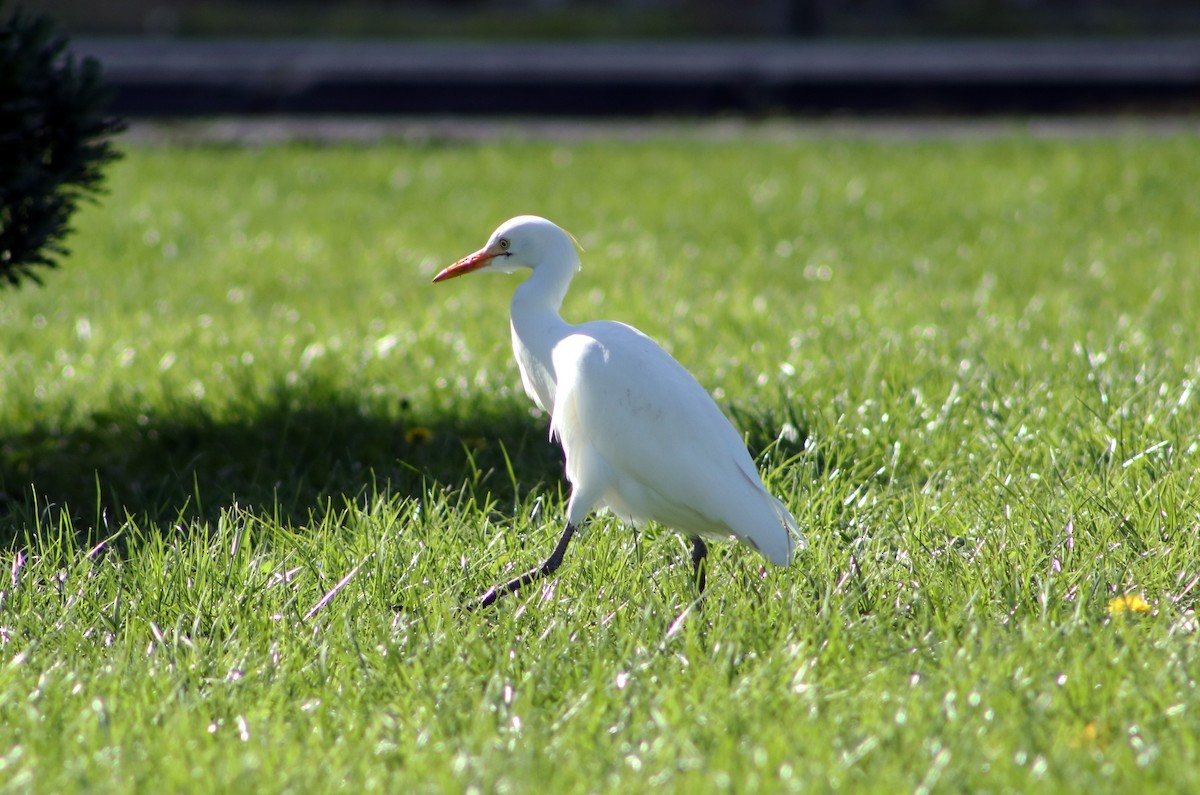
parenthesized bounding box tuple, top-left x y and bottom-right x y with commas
(1107, 593, 1151, 615)
(1072, 720, 1107, 749)
(404, 426, 434, 445)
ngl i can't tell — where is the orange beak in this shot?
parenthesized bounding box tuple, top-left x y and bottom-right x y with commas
(432, 245, 505, 283)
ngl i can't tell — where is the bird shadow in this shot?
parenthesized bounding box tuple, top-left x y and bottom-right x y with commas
(0, 384, 565, 548)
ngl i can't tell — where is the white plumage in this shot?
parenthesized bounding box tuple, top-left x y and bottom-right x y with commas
(434, 216, 801, 605)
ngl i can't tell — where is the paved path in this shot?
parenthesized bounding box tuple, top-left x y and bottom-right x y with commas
(121, 115, 1200, 146)
(79, 38, 1200, 116)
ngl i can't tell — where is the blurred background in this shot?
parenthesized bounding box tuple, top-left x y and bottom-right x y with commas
(14, 1, 1200, 117)
(24, 0, 1200, 39)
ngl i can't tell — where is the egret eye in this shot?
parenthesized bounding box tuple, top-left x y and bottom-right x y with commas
(498, 238, 510, 251)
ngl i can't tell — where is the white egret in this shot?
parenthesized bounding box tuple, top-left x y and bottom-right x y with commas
(434, 216, 802, 608)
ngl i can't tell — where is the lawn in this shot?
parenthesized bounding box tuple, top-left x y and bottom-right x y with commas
(1, 128, 1199, 793)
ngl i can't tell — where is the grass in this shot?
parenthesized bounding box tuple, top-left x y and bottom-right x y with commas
(2, 128, 1200, 792)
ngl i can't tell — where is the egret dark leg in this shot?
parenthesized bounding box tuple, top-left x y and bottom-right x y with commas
(690, 536, 708, 595)
(469, 523, 577, 610)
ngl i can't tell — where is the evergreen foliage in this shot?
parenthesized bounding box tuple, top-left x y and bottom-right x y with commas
(0, 1, 123, 288)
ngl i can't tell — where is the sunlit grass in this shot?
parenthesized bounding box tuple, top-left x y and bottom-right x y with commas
(1, 131, 1199, 792)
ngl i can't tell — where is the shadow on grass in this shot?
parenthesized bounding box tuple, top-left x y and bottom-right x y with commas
(0, 386, 565, 546)
(0, 376, 829, 550)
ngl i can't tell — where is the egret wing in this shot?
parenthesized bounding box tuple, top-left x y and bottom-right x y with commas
(551, 321, 797, 564)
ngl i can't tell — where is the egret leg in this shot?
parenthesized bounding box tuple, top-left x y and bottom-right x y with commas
(469, 523, 577, 610)
(690, 536, 708, 595)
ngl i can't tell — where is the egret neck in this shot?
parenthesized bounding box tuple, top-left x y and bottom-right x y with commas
(508, 240, 580, 414)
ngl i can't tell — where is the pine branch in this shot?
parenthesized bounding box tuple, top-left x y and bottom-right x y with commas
(0, 1, 125, 289)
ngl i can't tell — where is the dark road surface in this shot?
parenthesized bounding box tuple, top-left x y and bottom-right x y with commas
(77, 38, 1200, 117)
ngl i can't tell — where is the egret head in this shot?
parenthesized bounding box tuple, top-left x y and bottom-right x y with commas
(434, 215, 580, 283)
